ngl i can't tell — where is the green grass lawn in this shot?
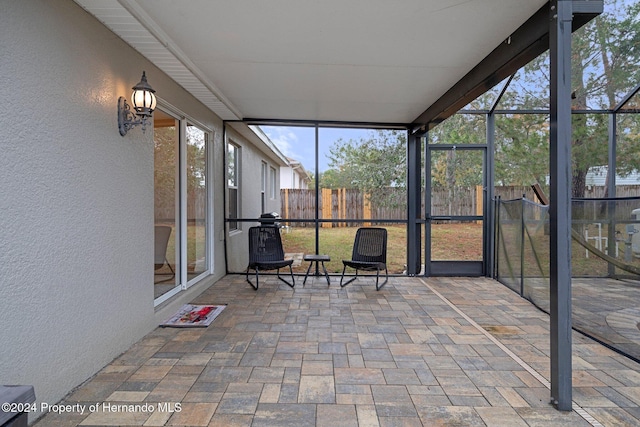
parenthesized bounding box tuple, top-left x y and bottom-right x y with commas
(157, 222, 638, 279)
(498, 222, 640, 278)
(282, 223, 484, 274)
(282, 223, 640, 278)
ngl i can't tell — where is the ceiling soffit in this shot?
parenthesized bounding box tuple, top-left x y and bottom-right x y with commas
(71, 1, 599, 127)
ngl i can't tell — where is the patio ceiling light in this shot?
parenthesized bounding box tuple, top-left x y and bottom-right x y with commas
(118, 71, 157, 136)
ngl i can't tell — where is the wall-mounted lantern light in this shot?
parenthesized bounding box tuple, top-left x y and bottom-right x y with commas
(118, 71, 157, 136)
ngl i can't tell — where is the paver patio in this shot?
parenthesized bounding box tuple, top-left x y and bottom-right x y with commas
(35, 275, 640, 426)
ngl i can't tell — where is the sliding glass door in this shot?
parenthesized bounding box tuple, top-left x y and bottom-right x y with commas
(154, 110, 212, 306)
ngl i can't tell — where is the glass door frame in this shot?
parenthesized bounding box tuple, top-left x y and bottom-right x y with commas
(424, 144, 488, 276)
(154, 102, 214, 307)
(184, 121, 213, 288)
(153, 107, 182, 306)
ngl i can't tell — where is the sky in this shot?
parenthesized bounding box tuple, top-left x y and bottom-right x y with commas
(260, 0, 640, 175)
(261, 126, 370, 174)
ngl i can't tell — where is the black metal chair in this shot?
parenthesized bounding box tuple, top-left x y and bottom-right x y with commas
(340, 227, 388, 290)
(154, 225, 175, 283)
(246, 226, 295, 290)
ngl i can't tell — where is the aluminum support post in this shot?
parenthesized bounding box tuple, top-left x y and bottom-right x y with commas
(485, 113, 496, 277)
(407, 131, 423, 276)
(608, 113, 617, 276)
(314, 125, 320, 276)
(549, 0, 573, 411)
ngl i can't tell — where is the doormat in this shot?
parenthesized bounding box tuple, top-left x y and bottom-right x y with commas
(161, 304, 226, 328)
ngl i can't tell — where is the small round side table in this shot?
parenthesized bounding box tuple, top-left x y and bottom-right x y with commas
(302, 254, 331, 286)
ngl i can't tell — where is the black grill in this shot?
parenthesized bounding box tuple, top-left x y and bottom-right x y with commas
(259, 212, 281, 228)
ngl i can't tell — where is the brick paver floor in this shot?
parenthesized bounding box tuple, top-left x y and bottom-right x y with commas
(36, 275, 640, 426)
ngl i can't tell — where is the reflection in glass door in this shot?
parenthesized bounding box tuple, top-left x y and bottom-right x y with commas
(186, 124, 209, 281)
(154, 110, 180, 300)
(426, 146, 486, 276)
(154, 112, 211, 305)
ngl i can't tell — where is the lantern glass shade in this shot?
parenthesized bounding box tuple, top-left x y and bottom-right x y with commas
(131, 89, 157, 115)
(131, 71, 157, 116)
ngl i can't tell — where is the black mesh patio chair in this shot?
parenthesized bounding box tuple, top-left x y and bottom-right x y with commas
(154, 225, 175, 283)
(246, 226, 295, 290)
(340, 227, 388, 290)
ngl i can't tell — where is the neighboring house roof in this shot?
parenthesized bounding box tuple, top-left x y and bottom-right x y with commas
(226, 122, 289, 166)
(586, 166, 640, 186)
(285, 157, 313, 183)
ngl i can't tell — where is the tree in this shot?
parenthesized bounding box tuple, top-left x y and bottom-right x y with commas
(495, 112, 550, 187)
(516, 0, 640, 197)
(154, 124, 207, 222)
(428, 113, 485, 188)
(320, 0, 640, 203)
(186, 125, 207, 192)
(324, 130, 407, 208)
(589, 0, 640, 194)
(154, 124, 178, 220)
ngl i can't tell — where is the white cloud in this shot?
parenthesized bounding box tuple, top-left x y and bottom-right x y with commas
(259, 125, 372, 173)
(260, 126, 299, 159)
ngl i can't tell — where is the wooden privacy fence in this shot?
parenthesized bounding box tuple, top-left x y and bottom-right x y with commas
(280, 185, 640, 227)
(281, 188, 367, 227)
(281, 186, 485, 227)
(155, 188, 206, 223)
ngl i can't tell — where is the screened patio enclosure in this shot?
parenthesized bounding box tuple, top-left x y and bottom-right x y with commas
(216, 1, 603, 411)
(223, 51, 640, 375)
(224, 123, 489, 278)
(225, 72, 640, 282)
(75, 0, 606, 412)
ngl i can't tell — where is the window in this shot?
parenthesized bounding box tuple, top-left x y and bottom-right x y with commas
(270, 167, 277, 199)
(261, 161, 267, 212)
(228, 143, 239, 231)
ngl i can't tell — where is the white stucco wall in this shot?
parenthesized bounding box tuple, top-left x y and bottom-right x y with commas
(280, 167, 296, 189)
(225, 128, 283, 273)
(280, 166, 309, 190)
(0, 0, 226, 420)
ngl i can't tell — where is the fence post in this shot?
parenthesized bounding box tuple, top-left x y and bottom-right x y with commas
(338, 188, 343, 227)
(341, 188, 347, 227)
(363, 193, 372, 226)
(337, 188, 342, 228)
(284, 188, 289, 221)
(322, 188, 332, 228)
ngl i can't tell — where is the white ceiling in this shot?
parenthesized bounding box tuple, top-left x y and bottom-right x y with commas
(75, 0, 547, 125)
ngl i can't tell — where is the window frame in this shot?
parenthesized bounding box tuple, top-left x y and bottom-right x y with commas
(227, 141, 240, 232)
(270, 166, 277, 199)
(261, 161, 267, 213)
(185, 122, 211, 286)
